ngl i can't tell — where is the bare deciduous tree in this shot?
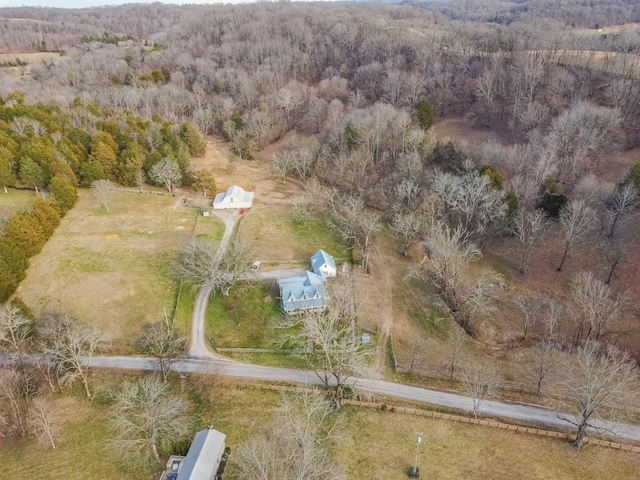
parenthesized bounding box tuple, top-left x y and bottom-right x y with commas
(390, 211, 423, 252)
(557, 200, 595, 272)
(515, 292, 544, 340)
(90, 179, 114, 212)
(446, 328, 466, 380)
(110, 376, 191, 465)
(136, 315, 187, 382)
(0, 366, 38, 438)
(524, 339, 559, 396)
(276, 308, 373, 408)
(511, 208, 548, 274)
(604, 183, 637, 238)
(29, 398, 57, 449)
(38, 313, 108, 398)
(570, 272, 627, 346)
(234, 392, 345, 480)
(461, 362, 500, 418)
(557, 342, 637, 448)
(431, 170, 506, 238)
(325, 192, 381, 272)
(0, 305, 33, 356)
(174, 236, 255, 296)
(149, 158, 182, 194)
(420, 221, 482, 334)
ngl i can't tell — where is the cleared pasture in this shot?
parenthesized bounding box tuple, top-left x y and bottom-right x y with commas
(16, 190, 198, 342)
(238, 203, 350, 264)
(3, 381, 638, 480)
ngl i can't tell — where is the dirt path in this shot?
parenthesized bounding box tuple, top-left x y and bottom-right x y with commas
(360, 242, 398, 376)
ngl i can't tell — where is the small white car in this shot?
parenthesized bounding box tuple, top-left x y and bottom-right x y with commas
(250, 261, 261, 271)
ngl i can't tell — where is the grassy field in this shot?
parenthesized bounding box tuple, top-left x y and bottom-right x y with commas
(0, 188, 36, 213)
(2, 380, 638, 480)
(193, 213, 225, 241)
(16, 190, 197, 342)
(205, 282, 282, 348)
(334, 405, 640, 480)
(239, 203, 351, 264)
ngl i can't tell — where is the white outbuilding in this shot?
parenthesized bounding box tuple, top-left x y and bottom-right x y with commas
(212, 185, 254, 210)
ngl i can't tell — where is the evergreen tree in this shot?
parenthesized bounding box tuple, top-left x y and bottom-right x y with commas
(47, 176, 77, 215)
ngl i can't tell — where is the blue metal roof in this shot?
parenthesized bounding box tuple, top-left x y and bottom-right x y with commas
(310, 249, 336, 276)
(278, 271, 327, 313)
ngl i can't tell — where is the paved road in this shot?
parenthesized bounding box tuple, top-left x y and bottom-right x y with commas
(88, 354, 640, 442)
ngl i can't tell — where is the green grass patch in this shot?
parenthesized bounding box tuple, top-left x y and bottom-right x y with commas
(409, 304, 452, 341)
(289, 215, 351, 261)
(0, 400, 155, 480)
(173, 284, 196, 338)
(219, 351, 310, 368)
(0, 188, 36, 212)
(240, 207, 350, 263)
(194, 215, 225, 241)
(205, 281, 282, 348)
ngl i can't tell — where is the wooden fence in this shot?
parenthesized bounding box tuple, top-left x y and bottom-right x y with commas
(226, 382, 640, 453)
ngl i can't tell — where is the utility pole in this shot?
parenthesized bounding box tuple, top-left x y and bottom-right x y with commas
(408, 432, 422, 478)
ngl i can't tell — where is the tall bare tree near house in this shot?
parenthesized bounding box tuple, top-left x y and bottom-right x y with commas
(38, 313, 108, 398)
(234, 392, 345, 480)
(570, 272, 627, 347)
(511, 208, 548, 274)
(136, 314, 187, 382)
(0, 305, 33, 357)
(110, 376, 191, 466)
(149, 157, 182, 194)
(557, 342, 637, 448)
(174, 236, 255, 296)
(90, 179, 114, 212)
(460, 362, 500, 418)
(557, 200, 595, 272)
(276, 307, 373, 408)
(325, 192, 381, 272)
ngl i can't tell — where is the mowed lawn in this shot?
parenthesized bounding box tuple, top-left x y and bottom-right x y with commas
(16, 190, 200, 342)
(239, 203, 350, 264)
(0, 188, 36, 212)
(3, 383, 638, 480)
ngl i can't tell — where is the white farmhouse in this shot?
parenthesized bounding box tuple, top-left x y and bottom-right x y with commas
(310, 249, 337, 278)
(212, 185, 254, 210)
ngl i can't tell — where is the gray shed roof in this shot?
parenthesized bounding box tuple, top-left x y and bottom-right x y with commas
(177, 428, 226, 480)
